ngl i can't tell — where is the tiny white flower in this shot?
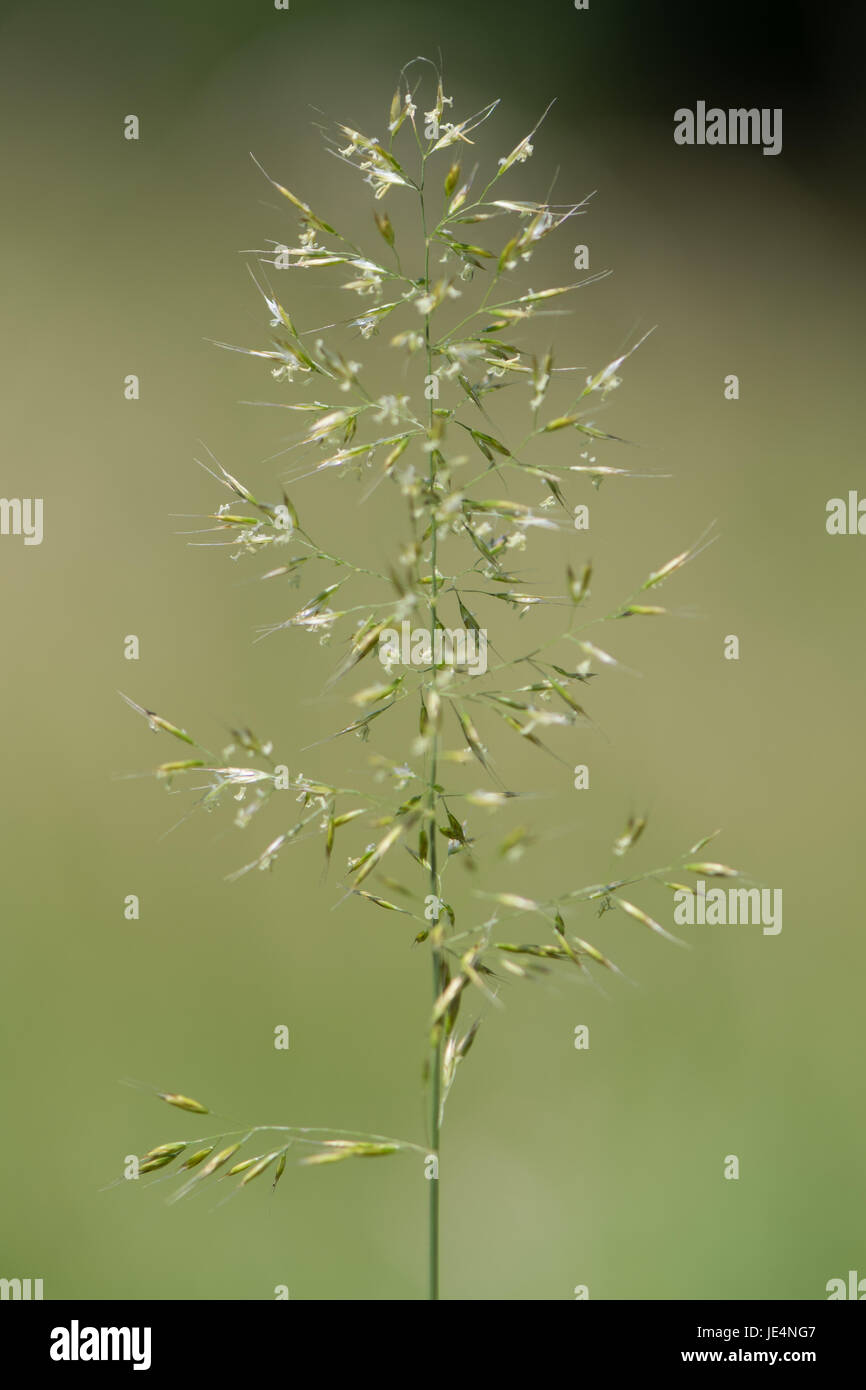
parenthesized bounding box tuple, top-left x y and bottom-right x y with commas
(373, 394, 409, 425)
(498, 138, 534, 172)
(343, 266, 383, 297)
(423, 93, 453, 130)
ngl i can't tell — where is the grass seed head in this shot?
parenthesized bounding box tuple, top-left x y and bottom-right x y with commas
(141, 1142, 187, 1162)
(158, 1092, 209, 1114)
(180, 1146, 215, 1169)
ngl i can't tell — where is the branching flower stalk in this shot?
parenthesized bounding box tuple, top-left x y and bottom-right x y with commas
(120, 63, 744, 1301)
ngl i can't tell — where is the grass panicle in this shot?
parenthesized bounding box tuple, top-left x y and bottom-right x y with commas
(118, 62, 743, 1300)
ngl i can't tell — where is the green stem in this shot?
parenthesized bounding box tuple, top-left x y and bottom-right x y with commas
(428, 925, 441, 1303)
(421, 164, 442, 1303)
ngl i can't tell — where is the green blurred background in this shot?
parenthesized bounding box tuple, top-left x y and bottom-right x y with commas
(1, 0, 864, 1299)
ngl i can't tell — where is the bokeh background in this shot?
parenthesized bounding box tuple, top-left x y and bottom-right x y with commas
(1, 0, 864, 1300)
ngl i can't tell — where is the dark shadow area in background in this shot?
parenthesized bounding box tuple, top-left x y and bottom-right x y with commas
(69, 0, 866, 178)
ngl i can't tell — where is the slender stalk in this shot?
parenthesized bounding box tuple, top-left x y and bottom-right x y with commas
(428, 831, 441, 1305)
(420, 163, 441, 1302)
